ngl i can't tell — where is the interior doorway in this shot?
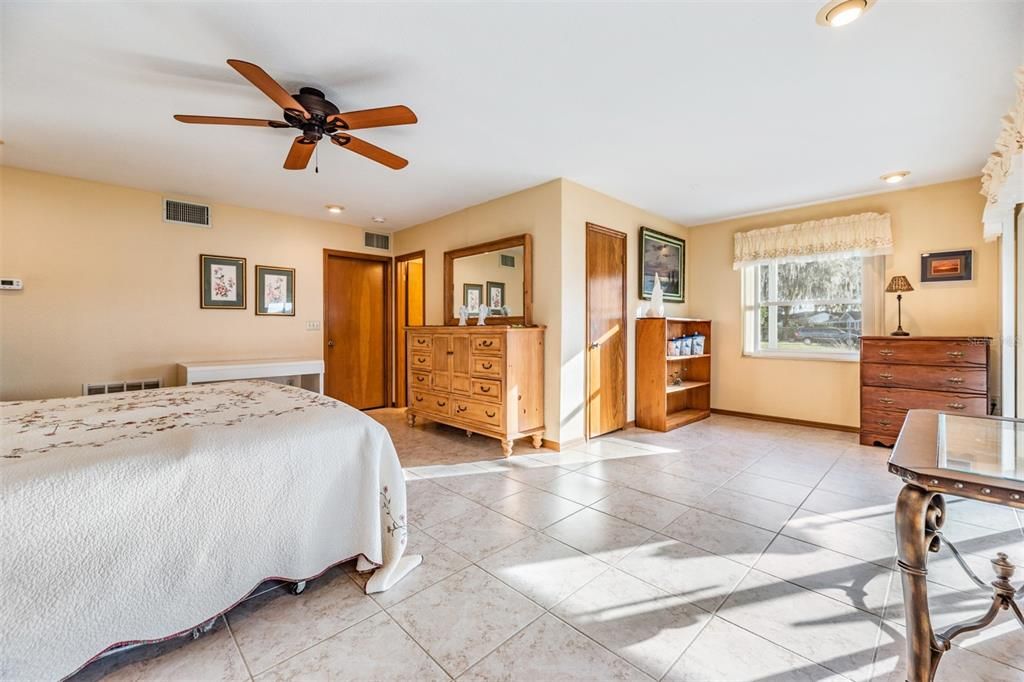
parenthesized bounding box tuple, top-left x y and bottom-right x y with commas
(585, 223, 627, 438)
(323, 249, 391, 409)
(395, 251, 425, 407)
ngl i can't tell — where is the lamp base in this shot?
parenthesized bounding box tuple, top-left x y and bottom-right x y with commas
(890, 330, 910, 337)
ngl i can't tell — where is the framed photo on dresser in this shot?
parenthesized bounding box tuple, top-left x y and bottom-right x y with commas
(200, 254, 246, 309)
(255, 265, 295, 316)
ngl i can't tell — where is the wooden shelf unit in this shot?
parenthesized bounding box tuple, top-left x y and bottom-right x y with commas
(636, 317, 712, 431)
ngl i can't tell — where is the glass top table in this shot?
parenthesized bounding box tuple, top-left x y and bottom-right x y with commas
(889, 409, 1024, 509)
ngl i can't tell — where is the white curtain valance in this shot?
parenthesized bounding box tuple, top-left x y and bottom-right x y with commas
(981, 66, 1024, 242)
(732, 212, 893, 270)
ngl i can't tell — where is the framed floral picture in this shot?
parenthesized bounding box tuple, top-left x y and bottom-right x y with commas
(639, 227, 685, 302)
(486, 281, 505, 310)
(200, 254, 246, 309)
(255, 265, 295, 316)
(463, 283, 483, 313)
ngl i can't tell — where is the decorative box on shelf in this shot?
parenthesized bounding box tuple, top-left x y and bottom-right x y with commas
(636, 317, 712, 431)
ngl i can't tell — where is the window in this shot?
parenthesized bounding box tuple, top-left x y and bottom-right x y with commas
(743, 255, 877, 359)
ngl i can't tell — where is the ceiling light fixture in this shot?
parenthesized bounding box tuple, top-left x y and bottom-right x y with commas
(325, 205, 344, 214)
(816, 0, 874, 27)
(371, 216, 386, 224)
(880, 171, 910, 184)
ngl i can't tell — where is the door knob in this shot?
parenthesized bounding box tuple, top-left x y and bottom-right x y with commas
(327, 340, 335, 348)
(589, 342, 600, 349)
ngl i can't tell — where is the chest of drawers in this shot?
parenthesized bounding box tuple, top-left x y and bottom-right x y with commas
(859, 336, 991, 447)
(405, 326, 545, 456)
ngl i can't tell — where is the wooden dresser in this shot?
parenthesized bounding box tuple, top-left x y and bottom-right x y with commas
(405, 326, 545, 456)
(860, 336, 991, 447)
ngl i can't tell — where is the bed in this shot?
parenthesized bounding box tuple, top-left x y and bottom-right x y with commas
(0, 380, 420, 680)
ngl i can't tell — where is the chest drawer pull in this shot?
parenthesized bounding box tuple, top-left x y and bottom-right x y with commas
(416, 356, 428, 364)
(946, 402, 966, 410)
(447, 351, 454, 356)
(414, 375, 426, 383)
(946, 377, 964, 384)
(415, 395, 423, 402)
(481, 340, 494, 347)
(415, 338, 427, 345)
(482, 362, 493, 370)
(947, 351, 964, 358)
(485, 409, 497, 418)
(878, 397, 895, 405)
(437, 400, 447, 408)
(455, 405, 467, 413)
(878, 420, 893, 427)
(878, 372, 894, 380)
(480, 385, 491, 393)
(878, 349, 895, 356)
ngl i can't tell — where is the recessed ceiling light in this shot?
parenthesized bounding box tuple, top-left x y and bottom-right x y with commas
(371, 216, 386, 224)
(325, 205, 344, 214)
(881, 171, 910, 184)
(816, 0, 874, 28)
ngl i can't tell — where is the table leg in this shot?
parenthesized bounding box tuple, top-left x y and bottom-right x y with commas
(894, 484, 947, 682)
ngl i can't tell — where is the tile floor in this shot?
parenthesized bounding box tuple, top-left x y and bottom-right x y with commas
(74, 411, 1024, 681)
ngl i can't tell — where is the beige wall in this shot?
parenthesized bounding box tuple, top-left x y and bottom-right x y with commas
(0, 167, 382, 400)
(687, 177, 998, 427)
(391, 180, 564, 438)
(558, 180, 688, 444)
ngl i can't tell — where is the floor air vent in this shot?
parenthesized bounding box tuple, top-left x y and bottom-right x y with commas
(163, 199, 211, 227)
(364, 231, 390, 250)
(83, 379, 162, 396)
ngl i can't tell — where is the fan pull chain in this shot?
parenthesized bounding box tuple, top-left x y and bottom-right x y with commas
(315, 145, 319, 174)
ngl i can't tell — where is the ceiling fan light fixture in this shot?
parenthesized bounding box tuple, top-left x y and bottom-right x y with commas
(816, 0, 874, 27)
(371, 216, 386, 224)
(881, 171, 910, 184)
(325, 205, 344, 214)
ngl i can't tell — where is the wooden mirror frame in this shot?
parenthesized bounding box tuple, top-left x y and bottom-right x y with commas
(444, 233, 533, 326)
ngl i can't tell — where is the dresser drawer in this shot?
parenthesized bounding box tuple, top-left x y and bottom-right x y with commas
(472, 378, 502, 402)
(410, 371, 430, 390)
(861, 363, 987, 394)
(410, 352, 433, 371)
(472, 335, 504, 355)
(409, 333, 432, 351)
(862, 386, 987, 414)
(860, 408, 905, 436)
(452, 397, 503, 428)
(411, 390, 451, 417)
(861, 339, 987, 367)
(472, 356, 502, 378)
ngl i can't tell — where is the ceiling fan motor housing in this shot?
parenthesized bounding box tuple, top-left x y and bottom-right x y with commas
(286, 87, 342, 141)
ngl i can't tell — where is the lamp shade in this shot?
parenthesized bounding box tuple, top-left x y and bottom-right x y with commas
(885, 275, 914, 293)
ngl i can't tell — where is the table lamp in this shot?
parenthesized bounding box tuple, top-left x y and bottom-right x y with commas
(885, 275, 914, 336)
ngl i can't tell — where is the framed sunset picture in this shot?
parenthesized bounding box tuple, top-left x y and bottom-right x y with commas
(639, 227, 685, 301)
(255, 265, 295, 316)
(920, 249, 973, 283)
(200, 254, 246, 309)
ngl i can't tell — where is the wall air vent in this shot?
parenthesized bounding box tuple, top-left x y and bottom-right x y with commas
(163, 198, 211, 227)
(364, 231, 390, 250)
(500, 254, 516, 268)
(83, 379, 162, 396)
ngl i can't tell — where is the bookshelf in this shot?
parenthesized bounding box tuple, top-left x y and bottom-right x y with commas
(635, 317, 712, 431)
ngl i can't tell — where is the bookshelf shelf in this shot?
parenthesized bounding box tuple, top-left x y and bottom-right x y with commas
(636, 317, 711, 432)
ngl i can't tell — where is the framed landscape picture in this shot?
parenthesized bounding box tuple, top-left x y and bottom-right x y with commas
(255, 265, 295, 316)
(486, 281, 505, 310)
(200, 254, 246, 309)
(463, 283, 483, 313)
(920, 249, 973, 283)
(639, 227, 685, 302)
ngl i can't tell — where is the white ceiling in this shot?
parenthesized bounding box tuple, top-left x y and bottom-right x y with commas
(2, 2, 1021, 230)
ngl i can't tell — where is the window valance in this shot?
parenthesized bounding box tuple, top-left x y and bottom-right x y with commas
(732, 212, 893, 270)
(980, 66, 1024, 242)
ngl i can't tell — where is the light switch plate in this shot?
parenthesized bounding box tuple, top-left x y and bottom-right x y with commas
(305, 320, 322, 331)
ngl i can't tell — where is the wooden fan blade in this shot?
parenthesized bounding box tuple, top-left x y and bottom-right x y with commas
(174, 115, 290, 128)
(284, 136, 316, 170)
(328, 105, 417, 131)
(331, 134, 408, 170)
(226, 59, 310, 119)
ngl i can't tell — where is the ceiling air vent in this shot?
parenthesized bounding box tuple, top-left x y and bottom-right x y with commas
(163, 198, 211, 227)
(500, 254, 516, 268)
(364, 231, 390, 250)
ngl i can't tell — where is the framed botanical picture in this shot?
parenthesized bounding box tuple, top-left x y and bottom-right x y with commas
(200, 254, 246, 309)
(639, 227, 685, 302)
(255, 265, 295, 316)
(486, 281, 505, 310)
(920, 249, 973, 283)
(463, 283, 483, 313)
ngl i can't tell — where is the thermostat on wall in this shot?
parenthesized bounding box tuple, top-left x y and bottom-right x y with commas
(0, 278, 23, 290)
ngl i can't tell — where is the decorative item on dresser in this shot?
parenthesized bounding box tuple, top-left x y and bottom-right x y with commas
(405, 325, 545, 456)
(884, 275, 914, 336)
(635, 317, 711, 431)
(859, 336, 991, 447)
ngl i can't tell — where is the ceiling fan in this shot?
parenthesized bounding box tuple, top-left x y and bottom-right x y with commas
(174, 59, 417, 170)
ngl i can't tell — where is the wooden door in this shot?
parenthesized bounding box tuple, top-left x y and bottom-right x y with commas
(395, 252, 425, 407)
(586, 223, 627, 438)
(324, 250, 390, 409)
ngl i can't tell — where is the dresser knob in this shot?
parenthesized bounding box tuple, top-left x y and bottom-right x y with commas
(946, 377, 964, 384)
(481, 340, 493, 347)
(485, 410, 496, 418)
(481, 386, 491, 393)
(879, 397, 895, 405)
(483, 362, 493, 370)
(946, 402, 966, 410)
(879, 420, 892, 427)
(878, 349, 895, 356)
(947, 351, 964, 358)
(878, 373, 894, 380)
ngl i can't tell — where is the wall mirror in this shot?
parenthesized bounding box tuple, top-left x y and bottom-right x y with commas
(444, 234, 533, 326)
